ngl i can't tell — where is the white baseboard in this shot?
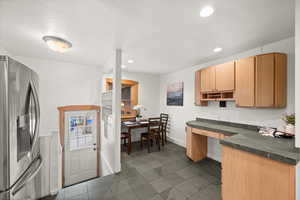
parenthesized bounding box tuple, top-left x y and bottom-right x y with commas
(50, 189, 59, 196)
(167, 136, 186, 147)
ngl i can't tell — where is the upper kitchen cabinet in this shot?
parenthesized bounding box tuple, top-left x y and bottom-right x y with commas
(200, 66, 216, 92)
(215, 61, 235, 91)
(195, 70, 208, 106)
(255, 53, 287, 108)
(199, 62, 235, 93)
(255, 54, 275, 107)
(196, 62, 235, 105)
(274, 54, 287, 107)
(235, 57, 255, 107)
(235, 53, 287, 108)
(195, 52, 287, 108)
(195, 70, 201, 105)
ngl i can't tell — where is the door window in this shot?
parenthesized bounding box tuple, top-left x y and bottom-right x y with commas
(68, 114, 94, 151)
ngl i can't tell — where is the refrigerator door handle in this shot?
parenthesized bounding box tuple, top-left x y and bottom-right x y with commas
(11, 154, 43, 196)
(30, 81, 40, 152)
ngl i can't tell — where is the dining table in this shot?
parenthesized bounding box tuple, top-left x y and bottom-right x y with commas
(121, 119, 163, 154)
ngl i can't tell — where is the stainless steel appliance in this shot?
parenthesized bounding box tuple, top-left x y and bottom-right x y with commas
(0, 56, 42, 200)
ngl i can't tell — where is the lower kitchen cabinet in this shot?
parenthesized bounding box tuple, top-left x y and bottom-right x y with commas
(222, 145, 295, 200)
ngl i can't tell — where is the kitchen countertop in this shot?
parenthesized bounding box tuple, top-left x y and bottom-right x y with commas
(186, 118, 300, 165)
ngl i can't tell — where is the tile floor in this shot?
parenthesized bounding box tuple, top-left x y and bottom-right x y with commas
(43, 142, 221, 200)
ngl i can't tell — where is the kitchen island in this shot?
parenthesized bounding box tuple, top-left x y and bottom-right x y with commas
(186, 118, 300, 200)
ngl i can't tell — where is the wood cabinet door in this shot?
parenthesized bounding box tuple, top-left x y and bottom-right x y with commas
(274, 53, 287, 108)
(235, 57, 255, 107)
(200, 67, 216, 92)
(200, 68, 208, 92)
(256, 54, 275, 107)
(186, 126, 207, 162)
(186, 127, 193, 158)
(215, 61, 235, 91)
(195, 70, 201, 105)
(222, 146, 295, 200)
(130, 84, 139, 106)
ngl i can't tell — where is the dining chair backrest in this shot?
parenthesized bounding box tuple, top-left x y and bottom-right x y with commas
(160, 113, 169, 131)
(148, 117, 162, 132)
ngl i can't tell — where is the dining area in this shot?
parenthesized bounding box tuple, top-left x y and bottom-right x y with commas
(121, 113, 169, 154)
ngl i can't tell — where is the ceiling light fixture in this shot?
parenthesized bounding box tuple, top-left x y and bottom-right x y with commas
(128, 59, 134, 64)
(200, 6, 214, 17)
(42, 36, 72, 53)
(213, 47, 223, 53)
(121, 65, 127, 69)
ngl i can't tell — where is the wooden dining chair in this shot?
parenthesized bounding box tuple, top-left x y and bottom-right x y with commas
(140, 117, 162, 153)
(160, 113, 169, 145)
(121, 132, 131, 154)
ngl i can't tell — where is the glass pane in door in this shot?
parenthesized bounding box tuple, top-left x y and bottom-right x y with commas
(68, 113, 95, 151)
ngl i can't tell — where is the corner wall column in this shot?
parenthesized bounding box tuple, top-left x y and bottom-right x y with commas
(294, 1, 300, 199)
(112, 49, 122, 173)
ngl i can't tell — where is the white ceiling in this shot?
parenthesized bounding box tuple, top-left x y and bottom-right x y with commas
(0, 0, 295, 74)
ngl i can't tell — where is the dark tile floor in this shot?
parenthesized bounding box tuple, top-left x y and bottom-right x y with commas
(43, 142, 221, 200)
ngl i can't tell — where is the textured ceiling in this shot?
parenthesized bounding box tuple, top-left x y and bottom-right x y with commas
(0, 0, 295, 73)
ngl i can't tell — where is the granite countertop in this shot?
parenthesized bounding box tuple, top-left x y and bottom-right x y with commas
(186, 118, 300, 165)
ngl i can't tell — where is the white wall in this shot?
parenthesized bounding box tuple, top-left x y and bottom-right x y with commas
(103, 71, 161, 116)
(160, 37, 295, 162)
(295, 0, 300, 148)
(121, 71, 161, 117)
(2, 53, 104, 195)
(39, 133, 62, 198)
(10, 56, 103, 197)
(122, 71, 161, 141)
(295, 1, 300, 199)
(99, 70, 161, 176)
(103, 71, 161, 141)
(0, 46, 8, 55)
(99, 70, 159, 176)
(13, 56, 103, 136)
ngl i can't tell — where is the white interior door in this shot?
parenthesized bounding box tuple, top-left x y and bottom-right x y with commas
(64, 110, 98, 186)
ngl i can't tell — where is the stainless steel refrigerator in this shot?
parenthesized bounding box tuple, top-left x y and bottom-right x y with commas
(0, 56, 42, 200)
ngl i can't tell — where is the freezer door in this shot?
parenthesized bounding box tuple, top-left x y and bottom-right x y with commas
(12, 154, 43, 200)
(29, 70, 40, 159)
(0, 154, 43, 200)
(0, 56, 9, 193)
(7, 57, 40, 190)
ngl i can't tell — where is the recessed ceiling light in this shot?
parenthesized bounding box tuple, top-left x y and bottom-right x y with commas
(213, 47, 223, 53)
(128, 59, 134, 64)
(42, 36, 72, 53)
(200, 6, 214, 18)
(121, 65, 127, 69)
